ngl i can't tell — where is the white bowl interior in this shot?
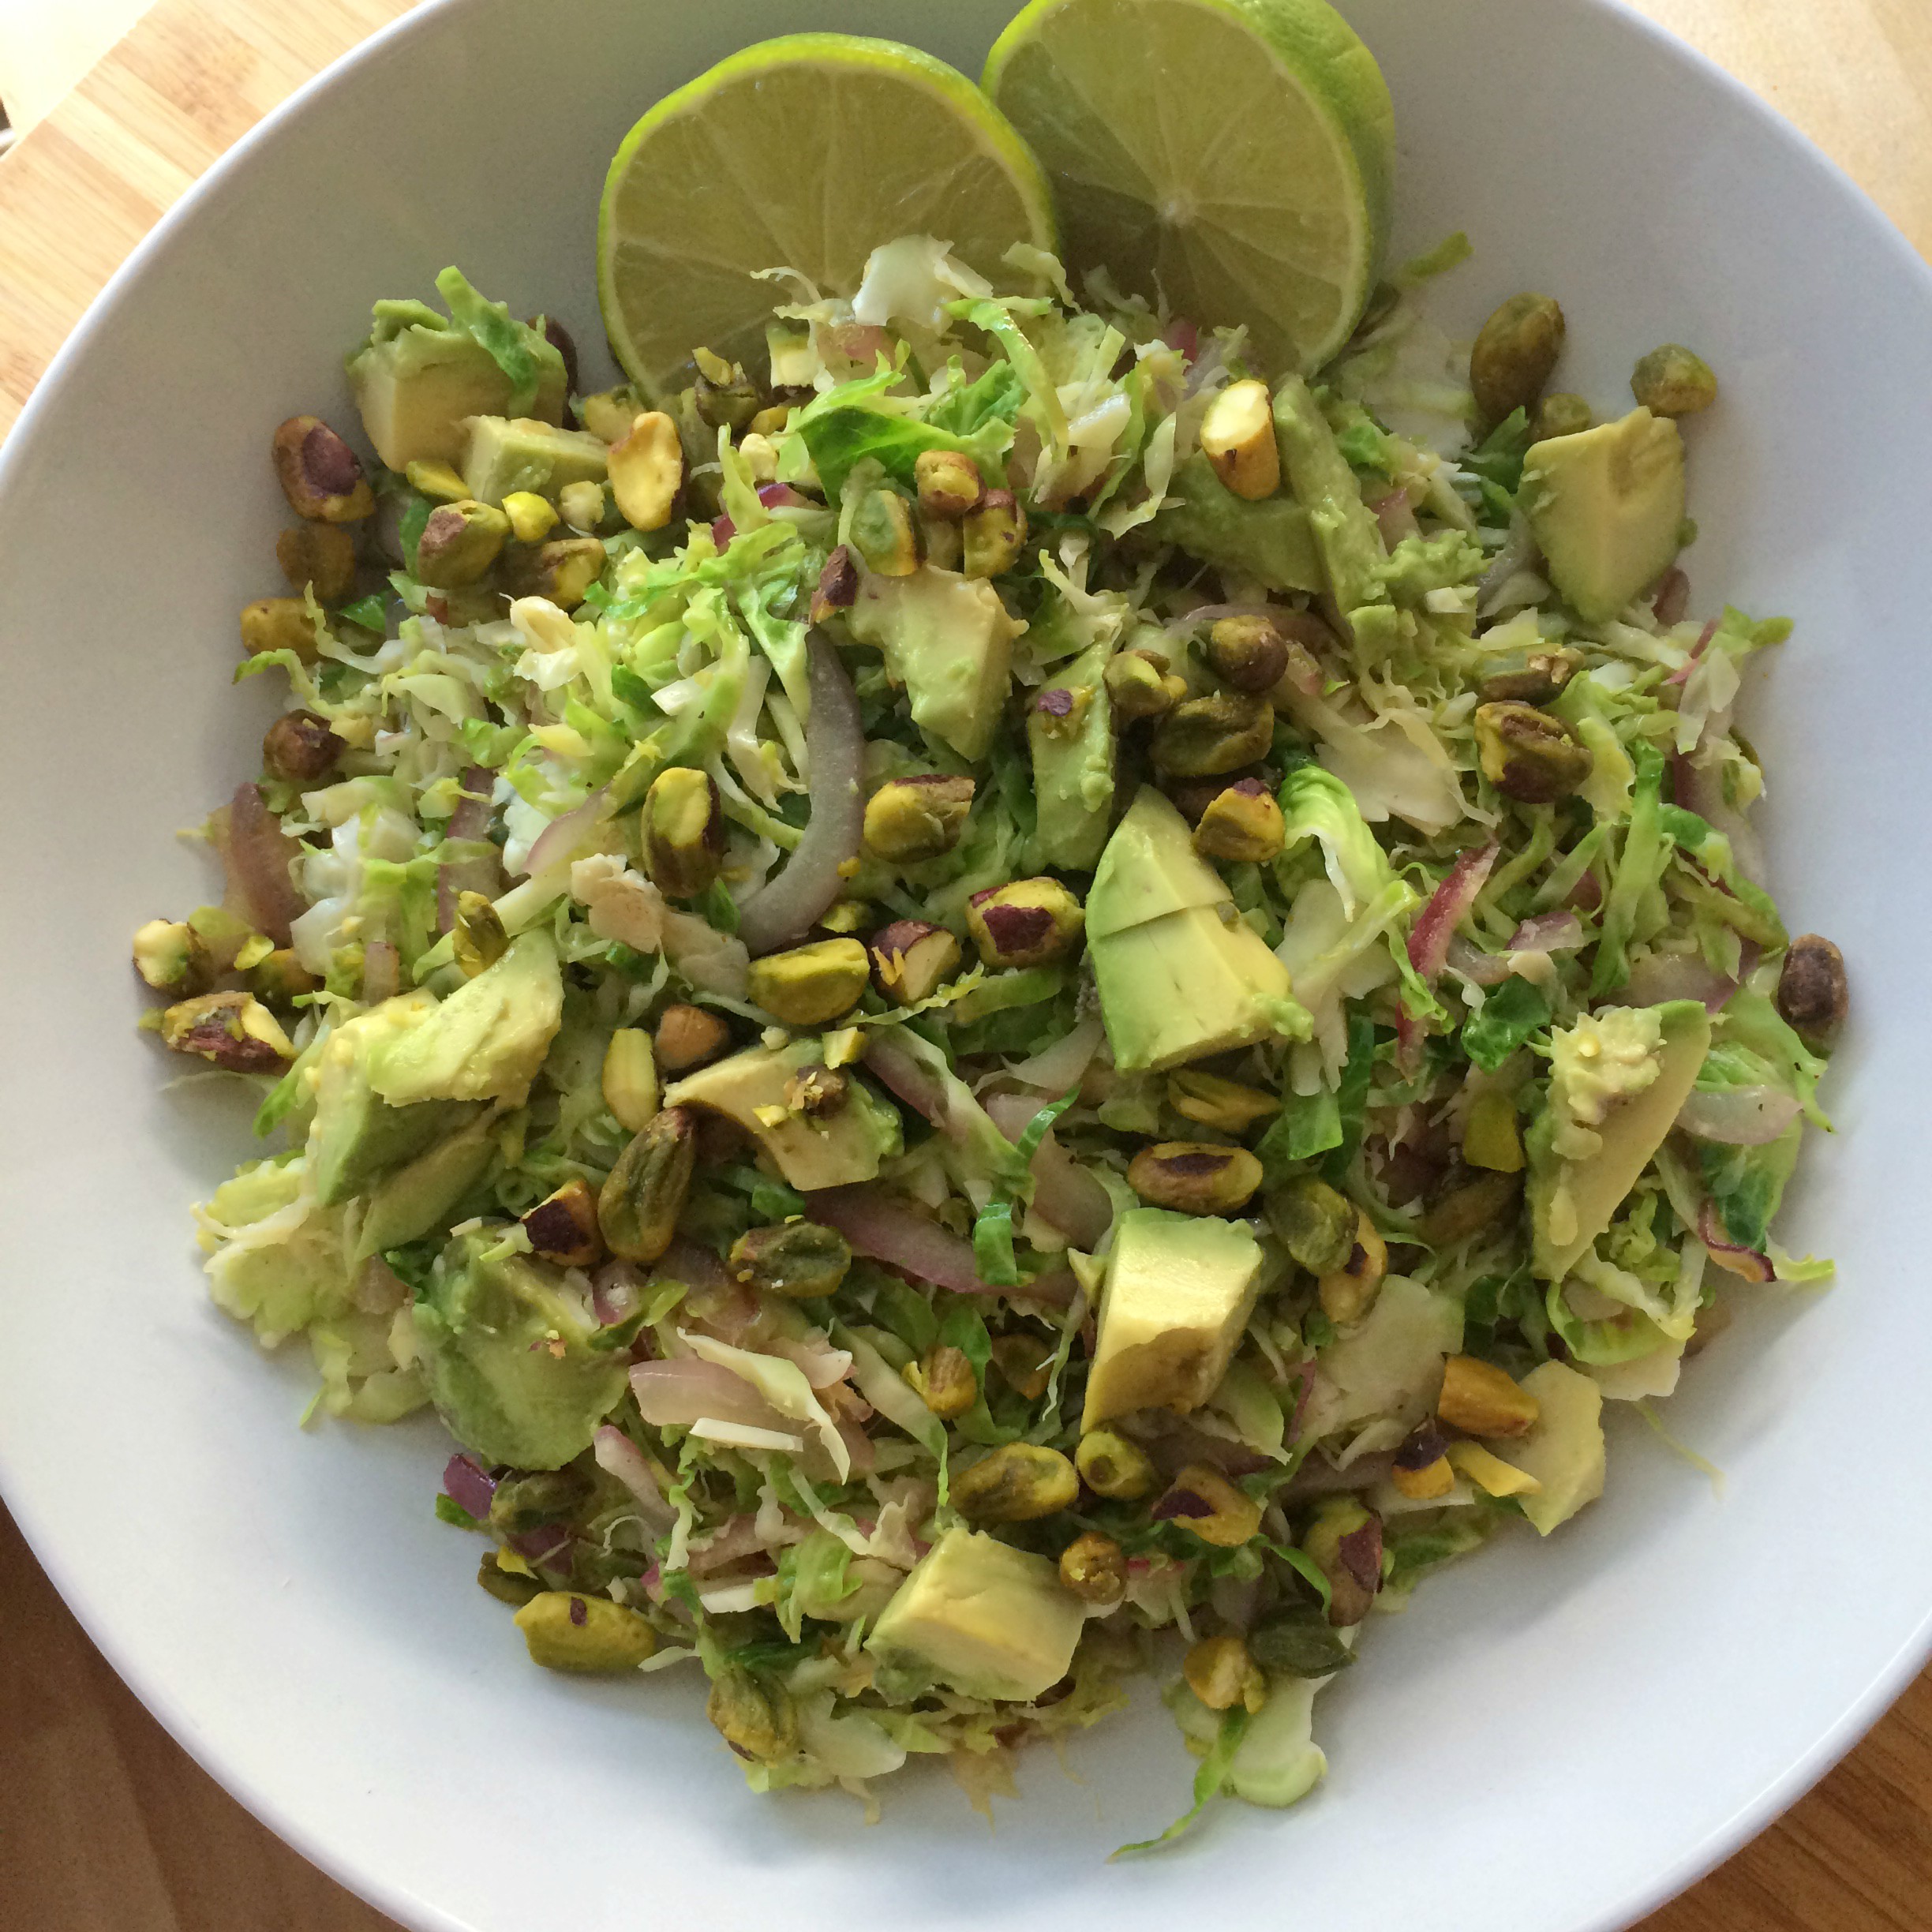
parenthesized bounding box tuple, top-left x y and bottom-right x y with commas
(1, 2, 1926, 1928)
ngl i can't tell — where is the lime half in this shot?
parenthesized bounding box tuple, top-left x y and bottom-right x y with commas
(984, 0, 1395, 373)
(599, 35, 1058, 401)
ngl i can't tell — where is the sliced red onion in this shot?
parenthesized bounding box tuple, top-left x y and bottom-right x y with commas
(361, 939, 399, 1004)
(1163, 316, 1200, 360)
(1372, 489, 1421, 548)
(1283, 1450, 1395, 1500)
(436, 765, 501, 932)
(1002, 1016, 1105, 1093)
(509, 1523, 572, 1574)
(1443, 934, 1513, 987)
(830, 321, 893, 365)
(758, 481, 811, 510)
(629, 1358, 791, 1434)
(771, 1335, 855, 1390)
(1621, 950, 1735, 1012)
(593, 1425, 676, 1530)
(862, 1034, 994, 1149)
(653, 1238, 729, 1296)
(711, 514, 735, 548)
(983, 1089, 1114, 1250)
(1507, 909, 1583, 954)
(1671, 752, 1767, 885)
(1652, 567, 1690, 627)
(811, 1187, 1073, 1303)
(442, 1452, 497, 1522)
(590, 1260, 642, 1327)
(1698, 1200, 1776, 1282)
(686, 1513, 766, 1576)
(522, 784, 610, 879)
(1665, 617, 1720, 688)
(223, 782, 304, 944)
(1409, 843, 1500, 980)
(734, 632, 863, 955)
(1677, 1084, 1800, 1146)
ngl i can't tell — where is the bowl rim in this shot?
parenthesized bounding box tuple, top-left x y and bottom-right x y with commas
(3, 2, 1930, 1927)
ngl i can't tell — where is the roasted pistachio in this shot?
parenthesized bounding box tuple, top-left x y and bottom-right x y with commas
(1437, 1354, 1540, 1436)
(1151, 689, 1275, 777)
(261, 709, 343, 784)
(451, 890, 509, 978)
(707, 1665, 799, 1764)
(1417, 1170, 1522, 1248)
(1104, 648, 1187, 722)
(1129, 1141, 1263, 1215)
(597, 1106, 698, 1264)
(1185, 1634, 1267, 1713)
(608, 410, 684, 532)
(1058, 1530, 1126, 1606)
(1776, 934, 1848, 1045)
(728, 1220, 852, 1300)
(966, 878, 1086, 969)
(248, 947, 319, 1010)
(271, 414, 374, 522)
(1473, 700, 1593, 803)
(239, 596, 320, 662)
(1166, 1069, 1279, 1135)
(1301, 1496, 1382, 1626)
(1200, 378, 1281, 500)
(1249, 1604, 1357, 1677)
(1477, 646, 1582, 706)
(914, 447, 985, 521)
(951, 1443, 1079, 1522)
(850, 486, 921, 576)
(490, 1467, 590, 1535)
(810, 544, 859, 623)
(601, 1028, 659, 1133)
(506, 534, 605, 608)
(655, 1002, 732, 1073)
(1207, 614, 1291, 693)
(578, 386, 642, 444)
(514, 1591, 658, 1672)
(414, 498, 509, 589)
(1532, 391, 1593, 442)
(747, 938, 871, 1027)
(1631, 343, 1718, 417)
(963, 488, 1027, 578)
(692, 347, 762, 432)
(1194, 778, 1286, 863)
(904, 1342, 977, 1417)
(1268, 1173, 1358, 1274)
(132, 919, 212, 996)
(784, 1064, 849, 1118)
(863, 773, 975, 863)
(1316, 1208, 1388, 1325)
(521, 1178, 604, 1267)
(870, 919, 963, 1006)
(1075, 1428, 1158, 1500)
(1151, 1463, 1262, 1548)
(1032, 682, 1091, 740)
(477, 1551, 544, 1606)
(1391, 1423, 1456, 1501)
(990, 1332, 1054, 1401)
(159, 990, 295, 1072)
(275, 522, 358, 602)
(642, 766, 725, 899)
(1470, 294, 1567, 425)
(557, 479, 608, 531)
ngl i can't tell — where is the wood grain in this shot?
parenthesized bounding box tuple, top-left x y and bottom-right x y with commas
(0, 2, 1928, 1928)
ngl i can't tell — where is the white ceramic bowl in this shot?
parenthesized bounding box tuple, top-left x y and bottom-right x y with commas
(2, 2, 1926, 1926)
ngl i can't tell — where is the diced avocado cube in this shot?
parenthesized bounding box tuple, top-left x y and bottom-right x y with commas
(354, 1111, 497, 1260)
(1150, 452, 1324, 595)
(866, 1529, 1084, 1702)
(844, 566, 1016, 762)
(1485, 1361, 1605, 1534)
(1521, 408, 1687, 625)
(1271, 376, 1393, 644)
(1087, 788, 1306, 1071)
(1083, 1208, 1264, 1430)
(350, 329, 567, 474)
(664, 1042, 902, 1192)
(1027, 640, 1117, 871)
(1527, 999, 1711, 1279)
(366, 931, 564, 1109)
(460, 414, 610, 506)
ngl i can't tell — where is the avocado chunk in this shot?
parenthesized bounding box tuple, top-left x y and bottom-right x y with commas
(1271, 376, 1393, 647)
(1027, 639, 1116, 871)
(1527, 999, 1711, 1279)
(1522, 408, 1686, 625)
(663, 1040, 903, 1191)
(1484, 1361, 1604, 1534)
(844, 564, 1017, 762)
(354, 1110, 498, 1260)
(460, 414, 609, 507)
(1082, 1207, 1264, 1431)
(308, 993, 479, 1206)
(1149, 452, 1323, 595)
(346, 273, 567, 472)
(412, 1226, 628, 1468)
(367, 931, 564, 1108)
(1088, 788, 1308, 1071)
(866, 1528, 1084, 1702)
(1300, 1273, 1464, 1443)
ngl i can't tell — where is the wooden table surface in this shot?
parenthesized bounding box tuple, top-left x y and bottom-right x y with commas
(2, 2, 1930, 1926)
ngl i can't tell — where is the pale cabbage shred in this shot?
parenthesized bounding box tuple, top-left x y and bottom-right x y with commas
(163, 236, 1832, 1845)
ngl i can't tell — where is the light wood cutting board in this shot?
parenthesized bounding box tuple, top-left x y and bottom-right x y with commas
(0, 3, 1927, 1929)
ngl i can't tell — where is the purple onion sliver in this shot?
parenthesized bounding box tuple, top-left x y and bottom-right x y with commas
(442, 1452, 498, 1522)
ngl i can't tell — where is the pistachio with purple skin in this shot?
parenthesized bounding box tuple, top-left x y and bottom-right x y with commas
(870, 919, 962, 1006)
(1032, 683, 1090, 740)
(271, 414, 374, 522)
(261, 710, 344, 785)
(158, 990, 296, 1073)
(863, 773, 974, 863)
(966, 877, 1085, 969)
(810, 544, 859, 623)
(521, 1177, 604, 1268)
(1150, 1463, 1263, 1547)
